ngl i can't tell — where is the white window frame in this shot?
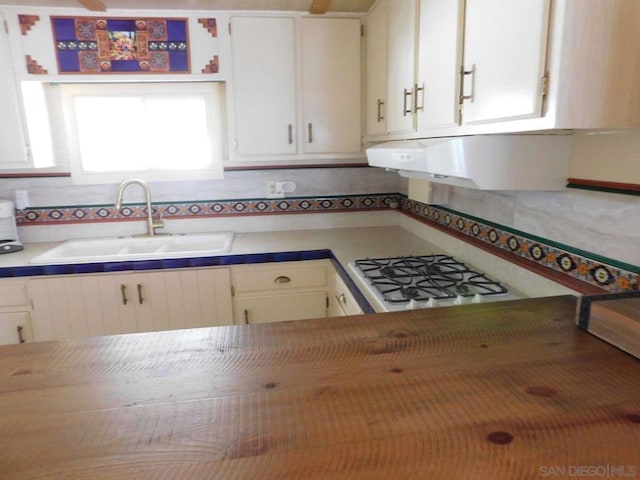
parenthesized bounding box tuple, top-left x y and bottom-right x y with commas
(58, 82, 225, 184)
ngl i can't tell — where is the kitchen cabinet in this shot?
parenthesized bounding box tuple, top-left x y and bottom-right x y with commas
(228, 15, 362, 164)
(300, 17, 361, 154)
(28, 268, 233, 341)
(229, 16, 296, 156)
(327, 270, 364, 317)
(459, 0, 550, 125)
(0, 280, 33, 345)
(365, 0, 387, 136)
(0, 12, 30, 170)
(415, 0, 463, 130)
(368, 0, 640, 141)
(231, 261, 328, 324)
(385, 0, 418, 135)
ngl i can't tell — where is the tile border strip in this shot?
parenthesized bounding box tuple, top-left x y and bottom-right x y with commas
(16, 194, 401, 226)
(401, 197, 639, 294)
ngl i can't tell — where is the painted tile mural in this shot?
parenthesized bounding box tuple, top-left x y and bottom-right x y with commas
(51, 16, 190, 73)
(401, 197, 639, 294)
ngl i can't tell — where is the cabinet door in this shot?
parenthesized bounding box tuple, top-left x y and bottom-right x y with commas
(238, 292, 327, 324)
(365, 0, 387, 136)
(416, 0, 463, 130)
(0, 13, 29, 169)
(230, 16, 297, 156)
(301, 17, 362, 154)
(386, 0, 419, 134)
(29, 268, 233, 341)
(0, 312, 33, 345)
(461, 0, 550, 125)
(141, 268, 233, 331)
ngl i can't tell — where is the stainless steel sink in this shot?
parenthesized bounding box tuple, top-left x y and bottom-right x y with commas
(30, 232, 234, 264)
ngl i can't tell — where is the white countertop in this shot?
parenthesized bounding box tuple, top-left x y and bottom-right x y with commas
(0, 224, 578, 313)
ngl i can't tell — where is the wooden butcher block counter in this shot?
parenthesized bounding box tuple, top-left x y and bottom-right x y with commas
(0, 295, 639, 479)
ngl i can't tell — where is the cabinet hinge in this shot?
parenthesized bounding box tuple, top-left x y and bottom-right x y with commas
(541, 73, 550, 99)
(361, 24, 365, 37)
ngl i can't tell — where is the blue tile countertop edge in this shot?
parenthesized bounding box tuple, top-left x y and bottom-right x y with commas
(0, 249, 376, 315)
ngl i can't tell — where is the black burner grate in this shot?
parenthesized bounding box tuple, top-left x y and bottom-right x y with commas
(354, 255, 508, 304)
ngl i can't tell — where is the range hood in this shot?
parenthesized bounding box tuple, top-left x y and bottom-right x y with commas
(366, 134, 572, 190)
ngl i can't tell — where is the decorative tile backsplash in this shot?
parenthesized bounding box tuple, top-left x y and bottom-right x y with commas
(16, 193, 400, 225)
(402, 197, 639, 294)
(14, 191, 638, 294)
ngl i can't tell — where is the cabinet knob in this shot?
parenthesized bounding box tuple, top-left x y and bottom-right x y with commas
(274, 275, 291, 284)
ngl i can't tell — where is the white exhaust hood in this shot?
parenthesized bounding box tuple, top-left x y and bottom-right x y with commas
(366, 134, 572, 190)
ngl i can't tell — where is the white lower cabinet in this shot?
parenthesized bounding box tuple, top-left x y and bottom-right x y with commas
(231, 260, 363, 324)
(0, 280, 33, 345)
(327, 270, 364, 317)
(28, 268, 233, 341)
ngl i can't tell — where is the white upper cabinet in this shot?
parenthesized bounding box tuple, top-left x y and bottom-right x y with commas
(301, 17, 362, 154)
(416, 0, 463, 130)
(460, 0, 550, 125)
(0, 13, 29, 169)
(365, 0, 387, 136)
(368, 0, 640, 141)
(385, 0, 418, 135)
(230, 16, 297, 156)
(228, 14, 363, 165)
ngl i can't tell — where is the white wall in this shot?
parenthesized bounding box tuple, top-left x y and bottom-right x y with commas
(0, 167, 405, 207)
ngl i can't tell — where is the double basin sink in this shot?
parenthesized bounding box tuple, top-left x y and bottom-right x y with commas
(30, 232, 234, 264)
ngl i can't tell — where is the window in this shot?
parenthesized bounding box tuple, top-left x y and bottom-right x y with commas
(58, 82, 225, 184)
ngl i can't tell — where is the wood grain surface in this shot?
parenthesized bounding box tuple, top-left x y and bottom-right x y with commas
(0, 296, 639, 479)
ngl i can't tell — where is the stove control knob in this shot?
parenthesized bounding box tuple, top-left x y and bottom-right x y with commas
(454, 295, 464, 305)
(472, 293, 483, 304)
(426, 298, 438, 308)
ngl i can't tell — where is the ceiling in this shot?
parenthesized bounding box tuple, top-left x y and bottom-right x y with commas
(0, 0, 374, 13)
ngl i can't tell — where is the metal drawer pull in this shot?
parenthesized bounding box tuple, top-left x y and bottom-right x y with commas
(137, 283, 144, 304)
(460, 64, 475, 102)
(16, 325, 25, 343)
(337, 293, 346, 305)
(377, 99, 384, 122)
(414, 83, 425, 112)
(403, 88, 413, 116)
(120, 284, 128, 305)
(307, 123, 313, 143)
(243, 309, 249, 324)
(288, 124, 293, 144)
(274, 275, 291, 284)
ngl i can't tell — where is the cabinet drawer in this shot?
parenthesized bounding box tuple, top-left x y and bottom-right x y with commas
(233, 264, 327, 293)
(0, 284, 29, 308)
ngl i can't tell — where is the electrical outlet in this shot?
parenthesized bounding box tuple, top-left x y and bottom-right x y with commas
(267, 181, 285, 199)
(266, 181, 297, 199)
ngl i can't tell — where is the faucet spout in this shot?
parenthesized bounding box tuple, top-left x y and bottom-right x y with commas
(114, 178, 164, 237)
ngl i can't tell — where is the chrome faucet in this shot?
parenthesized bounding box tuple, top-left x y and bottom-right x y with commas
(114, 179, 164, 237)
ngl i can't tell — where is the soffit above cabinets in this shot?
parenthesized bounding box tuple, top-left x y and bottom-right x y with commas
(0, 0, 374, 13)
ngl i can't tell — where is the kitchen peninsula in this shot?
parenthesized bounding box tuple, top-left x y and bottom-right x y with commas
(1, 294, 639, 479)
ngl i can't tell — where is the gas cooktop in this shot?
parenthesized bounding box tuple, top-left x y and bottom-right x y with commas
(351, 255, 518, 311)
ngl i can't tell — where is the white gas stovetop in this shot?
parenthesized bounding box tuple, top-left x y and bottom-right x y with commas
(350, 254, 521, 312)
